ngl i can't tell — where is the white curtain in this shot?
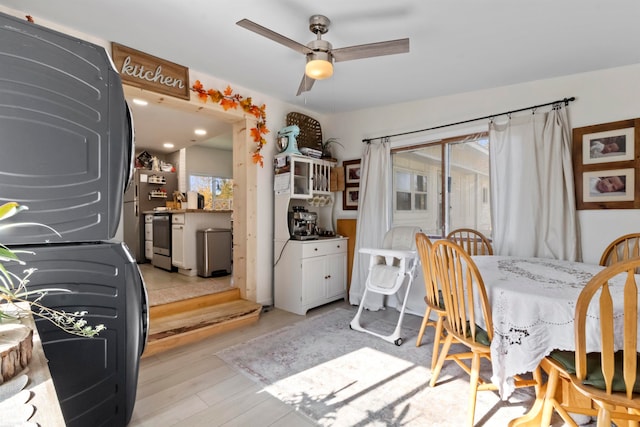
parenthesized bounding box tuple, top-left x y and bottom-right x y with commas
(348, 139, 392, 310)
(489, 105, 579, 260)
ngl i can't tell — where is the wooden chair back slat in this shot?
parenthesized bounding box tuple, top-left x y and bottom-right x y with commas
(446, 228, 494, 256)
(599, 233, 640, 272)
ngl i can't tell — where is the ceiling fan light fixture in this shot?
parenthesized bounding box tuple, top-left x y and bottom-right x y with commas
(305, 52, 333, 80)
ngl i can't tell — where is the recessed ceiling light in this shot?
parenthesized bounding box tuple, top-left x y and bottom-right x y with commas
(132, 98, 148, 106)
(163, 142, 174, 148)
(194, 129, 207, 136)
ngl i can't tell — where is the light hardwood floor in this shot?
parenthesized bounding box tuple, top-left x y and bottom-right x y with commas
(130, 299, 350, 427)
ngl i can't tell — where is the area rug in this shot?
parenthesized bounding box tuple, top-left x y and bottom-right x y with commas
(216, 307, 541, 426)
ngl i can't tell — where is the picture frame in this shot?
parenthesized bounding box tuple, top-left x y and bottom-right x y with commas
(582, 168, 634, 203)
(573, 118, 640, 209)
(581, 127, 634, 165)
(343, 187, 359, 210)
(343, 159, 361, 186)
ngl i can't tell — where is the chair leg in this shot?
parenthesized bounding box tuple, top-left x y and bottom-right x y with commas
(540, 365, 560, 427)
(415, 306, 432, 347)
(429, 333, 453, 387)
(430, 315, 445, 371)
(467, 351, 481, 427)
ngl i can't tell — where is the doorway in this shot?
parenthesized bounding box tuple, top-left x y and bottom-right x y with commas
(122, 85, 258, 303)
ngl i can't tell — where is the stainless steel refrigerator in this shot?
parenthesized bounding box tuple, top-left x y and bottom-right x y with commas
(0, 11, 147, 427)
(124, 169, 178, 263)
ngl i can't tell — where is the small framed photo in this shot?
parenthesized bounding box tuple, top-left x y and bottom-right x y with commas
(343, 159, 361, 185)
(582, 127, 634, 165)
(343, 187, 359, 210)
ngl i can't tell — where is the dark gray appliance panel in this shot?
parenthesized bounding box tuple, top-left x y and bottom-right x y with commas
(5, 242, 147, 427)
(0, 11, 131, 244)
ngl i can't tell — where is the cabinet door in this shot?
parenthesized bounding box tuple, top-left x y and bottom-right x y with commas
(301, 256, 325, 306)
(144, 223, 153, 241)
(171, 224, 185, 267)
(144, 240, 154, 260)
(325, 252, 347, 299)
(291, 156, 312, 198)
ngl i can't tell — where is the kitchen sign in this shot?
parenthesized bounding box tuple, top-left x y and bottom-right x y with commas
(111, 43, 190, 100)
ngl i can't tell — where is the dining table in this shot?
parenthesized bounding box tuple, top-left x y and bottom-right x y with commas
(470, 255, 633, 405)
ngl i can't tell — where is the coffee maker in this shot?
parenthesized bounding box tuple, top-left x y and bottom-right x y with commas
(288, 206, 318, 240)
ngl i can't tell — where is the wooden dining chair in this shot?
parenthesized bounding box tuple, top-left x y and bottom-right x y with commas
(446, 228, 493, 256)
(541, 257, 640, 427)
(414, 233, 452, 372)
(599, 232, 640, 268)
(429, 239, 540, 427)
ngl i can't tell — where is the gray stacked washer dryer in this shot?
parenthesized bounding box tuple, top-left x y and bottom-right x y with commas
(0, 11, 147, 427)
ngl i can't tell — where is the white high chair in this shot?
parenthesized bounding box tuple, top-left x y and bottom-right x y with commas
(350, 226, 421, 345)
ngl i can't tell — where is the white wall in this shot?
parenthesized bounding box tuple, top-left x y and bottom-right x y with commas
(325, 64, 640, 264)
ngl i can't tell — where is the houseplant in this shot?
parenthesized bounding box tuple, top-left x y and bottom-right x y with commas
(321, 137, 344, 161)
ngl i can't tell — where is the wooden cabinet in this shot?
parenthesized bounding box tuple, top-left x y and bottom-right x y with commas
(274, 238, 347, 315)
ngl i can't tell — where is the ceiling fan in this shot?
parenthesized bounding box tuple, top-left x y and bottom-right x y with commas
(236, 15, 410, 96)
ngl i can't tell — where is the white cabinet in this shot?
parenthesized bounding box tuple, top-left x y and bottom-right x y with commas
(274, 154, 334, 199)
(274, 238, 347, 315)
(144, 214, 154, 261)
(171, 212, 232, 276)
(171, 213, 186, 270)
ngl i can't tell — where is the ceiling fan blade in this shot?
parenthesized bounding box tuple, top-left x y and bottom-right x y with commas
(332, 38, 410, 62)
(236, 19, 312, 55)
(296, 74, 316, 96)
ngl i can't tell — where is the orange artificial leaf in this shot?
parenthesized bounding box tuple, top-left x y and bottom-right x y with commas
(223, 86, 233, 97)
(192, 80, 204, 92)
(259, 122, 270, 134)
(252, 151, 264, 167)
(250, 127, 261, 142)
(220, 98, 237, 111)
(197, 91, 208, 102)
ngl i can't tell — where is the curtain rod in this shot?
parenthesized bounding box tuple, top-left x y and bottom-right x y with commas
(362, 96, 576, 143)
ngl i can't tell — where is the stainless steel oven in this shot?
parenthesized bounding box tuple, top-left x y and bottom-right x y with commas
(152, 213, 173, 271)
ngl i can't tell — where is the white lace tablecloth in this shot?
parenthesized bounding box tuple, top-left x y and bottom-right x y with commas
(471, 256, 631, 400)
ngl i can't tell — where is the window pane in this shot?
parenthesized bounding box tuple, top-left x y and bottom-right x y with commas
(396, 192, 411, 210)
(392, 147, 442, 234)
(396, 171, 411, 191)
(448, 138, 491, 237)
(189, 175, 233, 210)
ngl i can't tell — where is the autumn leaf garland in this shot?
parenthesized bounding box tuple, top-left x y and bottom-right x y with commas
(191, 80, 269, 167)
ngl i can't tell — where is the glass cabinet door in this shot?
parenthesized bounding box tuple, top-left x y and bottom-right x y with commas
(291, 156, 312, 198)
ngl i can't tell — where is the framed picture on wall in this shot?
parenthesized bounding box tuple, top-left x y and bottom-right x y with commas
(582, 127, 634, 165)
(582, 168, 635, 203)
(573, 118, 640, 209)
(343, 187, 359, 210)
(344, 159, 361, 185)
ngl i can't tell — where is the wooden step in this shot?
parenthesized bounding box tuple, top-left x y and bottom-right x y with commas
(143, 295, 262, 358)
(149, 288, 241, 318)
